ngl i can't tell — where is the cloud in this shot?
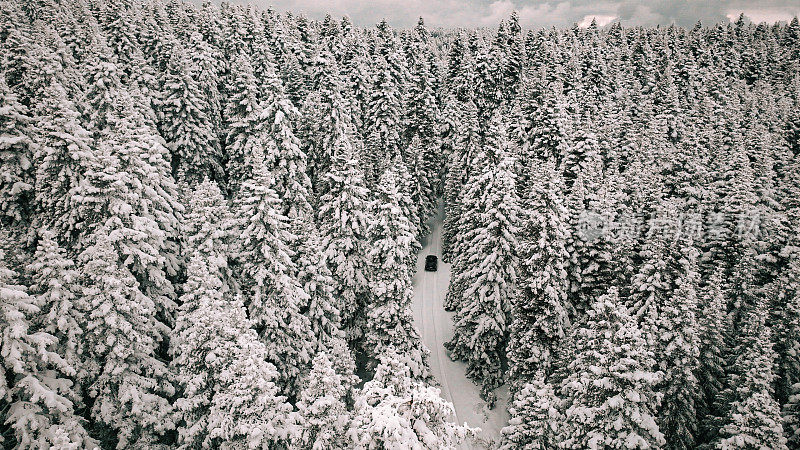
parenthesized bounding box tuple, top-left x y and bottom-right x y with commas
(204, 0, 800, 29)
(578, 14, 618, 28)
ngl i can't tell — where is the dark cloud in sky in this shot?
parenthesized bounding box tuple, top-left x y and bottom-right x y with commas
(207, 0, 799, 29)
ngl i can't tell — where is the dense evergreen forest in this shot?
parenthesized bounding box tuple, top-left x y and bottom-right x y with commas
(1, 0, 800, 447)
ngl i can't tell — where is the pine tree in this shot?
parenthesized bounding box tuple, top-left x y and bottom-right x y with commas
(295, 219, 343, 354)
(171, 254, 293, 449)
(445, 113, 519, 403)
(365, 166, 429, 378)
(507, 160, 571, 385)
(404, 135, 436, 238)
(77, 231, 174, 448)
(348, 348, 475, 449)
(716, 300, 787, 449)
(441, 100, 479, 263)
(295, 351, 351, 450)
(696, 270, 728, 446)
(223, 54, 263, 194)
(32, 81, 95, 240)
(74, 88, 182, 338)
(157, 44, 222, 185)
(258, 51, 313, 221)
(500, 376, 563, 450)
(300, 52, 356, 193)
(234, 146, 313, 396)
(558, 288, 665, 449)
(0, 75, 35, 226)
(781, 258, 800, 448)
(365, 55, 404, 178)
(183, 179, 235, 292)
(1, 248, 93, 449)
(658, 245, 701, 450)
(317, 147, 371, 341)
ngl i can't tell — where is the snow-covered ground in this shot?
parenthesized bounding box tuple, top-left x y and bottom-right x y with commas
(411, 204, 510, 449)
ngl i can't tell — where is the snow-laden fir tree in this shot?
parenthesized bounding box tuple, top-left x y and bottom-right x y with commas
(441, 99, 480, 264)
(657, 242, 701, 450)
(442, 100, 480, 303)
(294, 218, 345, 354)
(170, 254, 293, 449)
(0, 74, 34, 226)
(318, 144, 372, 342)
(294, 351, 351, 449)
(223, 54, 264, 194)
(365, 165, 429, 378)
(234, 144, 313, 396)
(299, 51, 355, 194)
(364, 55, 404, 180)
(1, 247, 93, 449)
(715, 298, 787, 449)
(73, 87, 183, 337)
(392, 156, 423, 266)
(499, 375, 563, 450)
(696, 270, 729, 446)
(558, 288, 665, 449)
(507, 159, 571, 387)
(348, 348, 475, 449)
(31, 81, 94, 240)
(157, 44, 222, 186)
(77, 230, 174, 448)
(781, 255, 800, 448)
(258, 50, 314, 221)
(182, 178, 235, 293)
(445, 112, 519, 404)
(404, 134, 436, 238)
(186, 31, 224, 139)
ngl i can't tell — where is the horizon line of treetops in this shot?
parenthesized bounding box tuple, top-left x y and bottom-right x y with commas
(2, 0, 800, 448)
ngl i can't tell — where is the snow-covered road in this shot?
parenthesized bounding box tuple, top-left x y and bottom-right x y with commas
(411, 204, 510, 449)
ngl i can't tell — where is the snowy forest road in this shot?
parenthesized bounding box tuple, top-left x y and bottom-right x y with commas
(411, 203, 510, 449)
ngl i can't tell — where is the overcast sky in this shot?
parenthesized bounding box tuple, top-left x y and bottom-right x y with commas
(213, 0, 800, 29)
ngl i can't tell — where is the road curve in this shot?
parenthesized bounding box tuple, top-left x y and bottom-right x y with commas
(411, 203, 510, 449)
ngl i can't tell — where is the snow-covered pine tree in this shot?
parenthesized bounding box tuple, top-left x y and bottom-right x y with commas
(657, 243, 701, 450)
(500, 375, 563, 450)
(317, 145, 371, 342)
(558, 288, 665, 449)
(234, 145, 313, 397)
(258, 49, 313, 221)
(183, 178, 235, 292)
(364, 55, 404, 180)
(0, 74, 35, 227)
(715, 299, 787, 449)
(696, 270, 729, 446)
(365, 165, 429, 378)
(507, 159, 571, 388)
(223, 54, 263, 194)
(299, 51, 356, 194)
(32, 81, 95, 240)
(170, 254, 293, 449)
(442, 100, 479, 298)
(186, 31, 224, 139)
(295, 351, 351, 449)
(157, 44, 222, 186)
(77, 230, 174, 448)
(1, 247, 93, 449)
(780, 255, 800, 448)
(441, 99, 480, 262)
(392, 156, 423, 264)
(294, 217, 344, 353)
(445, 112, 519, 404)
(348, 348, 475, 449)
(401, 136, 435, 239)
(74, 85, 183, 341)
